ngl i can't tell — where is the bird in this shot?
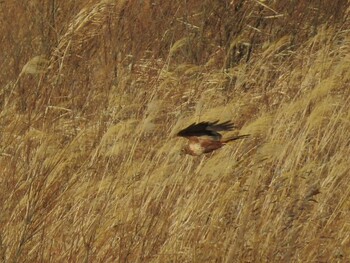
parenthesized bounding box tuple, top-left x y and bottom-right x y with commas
(177, 120, 249, 156)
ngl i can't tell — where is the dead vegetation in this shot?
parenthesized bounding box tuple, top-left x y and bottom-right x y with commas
(0, 0, 349, 262)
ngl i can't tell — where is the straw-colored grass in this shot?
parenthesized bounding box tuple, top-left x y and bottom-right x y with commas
(1, 1, 349, 262)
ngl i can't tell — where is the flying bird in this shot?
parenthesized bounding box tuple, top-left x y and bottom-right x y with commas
(177, 120, 249, 156)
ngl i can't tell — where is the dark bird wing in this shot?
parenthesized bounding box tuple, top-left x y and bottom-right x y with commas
(177, 121, 235, 140)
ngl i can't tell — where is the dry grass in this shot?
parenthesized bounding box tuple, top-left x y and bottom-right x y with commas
(1, 1, 350, 262)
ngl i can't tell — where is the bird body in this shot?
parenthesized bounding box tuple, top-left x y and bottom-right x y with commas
(177, 121, 249, 156)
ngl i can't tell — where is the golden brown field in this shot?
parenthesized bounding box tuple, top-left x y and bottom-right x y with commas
(1, 1, 350, 262)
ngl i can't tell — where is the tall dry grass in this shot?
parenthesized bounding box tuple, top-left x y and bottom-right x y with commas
(1, 0, 349, 262)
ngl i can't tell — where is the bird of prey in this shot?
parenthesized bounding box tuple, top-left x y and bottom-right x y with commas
(177, 120, 249, 156)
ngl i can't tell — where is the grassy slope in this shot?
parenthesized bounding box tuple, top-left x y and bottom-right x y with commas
(1, 1, 349, 262)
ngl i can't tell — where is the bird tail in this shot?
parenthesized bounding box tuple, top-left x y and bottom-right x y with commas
(222, 134, 250, 143)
